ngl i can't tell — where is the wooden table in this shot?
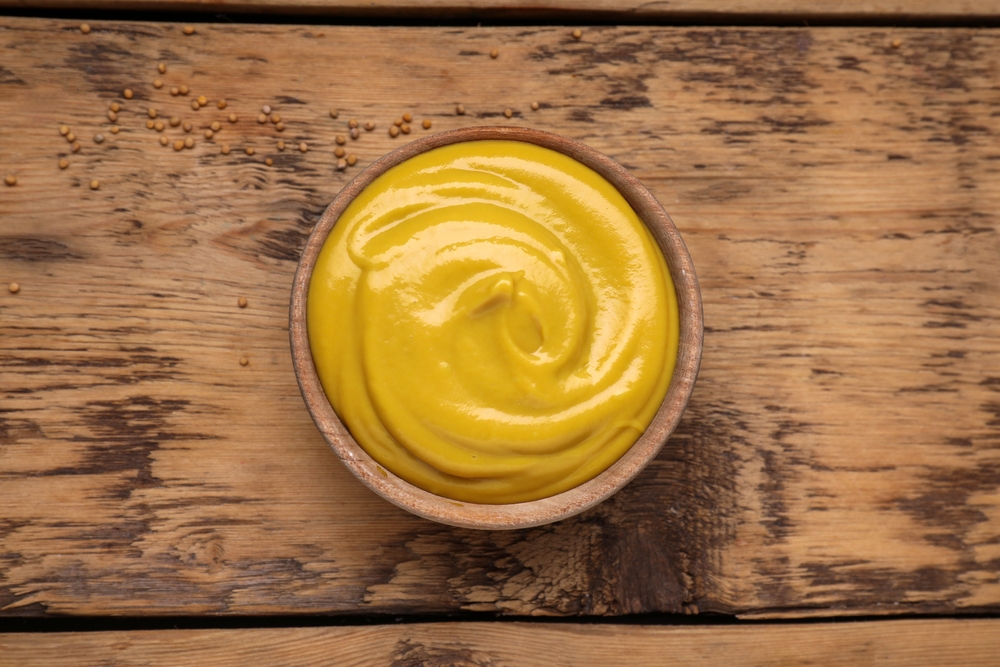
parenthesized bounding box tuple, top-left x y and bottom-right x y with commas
(1, 2, 999, 663)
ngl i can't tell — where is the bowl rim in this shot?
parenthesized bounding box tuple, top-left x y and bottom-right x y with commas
(289, 126, 703, 530)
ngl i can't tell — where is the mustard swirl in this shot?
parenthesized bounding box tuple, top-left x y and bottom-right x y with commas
(308, 140, 678, 503)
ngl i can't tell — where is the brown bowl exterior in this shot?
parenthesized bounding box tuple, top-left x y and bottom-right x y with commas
(289, 126, 703, 530)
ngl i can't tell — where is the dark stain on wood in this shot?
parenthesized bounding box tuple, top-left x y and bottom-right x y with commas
(0, 237, 82, 262)
(391, 637, 491, 667)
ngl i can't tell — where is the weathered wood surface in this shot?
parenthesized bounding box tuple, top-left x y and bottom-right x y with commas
(1, 0, 998, 20)
(1, 19, 999, 619)
(3, 619, 1000, 666)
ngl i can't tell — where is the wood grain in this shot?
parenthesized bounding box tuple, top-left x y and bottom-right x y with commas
(3, 619, 1000, 666)
(0, 0, 998, 20)
(1, 19, 999, 618)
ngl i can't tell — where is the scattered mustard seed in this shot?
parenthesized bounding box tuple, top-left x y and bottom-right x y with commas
(66, 132, 76, 142)
(298, 142, 308, 153)
(197, 95, 207, 107)
(329, 108, 339, 118)
(221, 144, 230, 154)
(71, 142, 81, 153)
(265, 157, 273, 166)
(170, 86, 180, 96)
(892, 38, 902, 48)
(389, 125, 399, 138)
(334, 146, 345, 158)
(110, 125, 119, 134)
(422, 119, 432, 129)
(169, 116, 181, 127)
(153, 78, 163, 89)
(4, 174, 16, 186)
(184, 137, 194, 149)
(154, 121, 165, 131)
(394, 118, 403, 127)
(262, 104, 272, 115)
(504, 108, 513, 118)
(271, 113, 281, 124)
(217, 99, 227, 110)
(238, 296, 248, 308)
(183, 25, 195, 35)
(350, 127, 359, 140)
(402, 112, 412, 123)
(245, 146, 255, 155)
(179, 84, 189, 95)
(80, 23, 91, 34)
(158, 62, 166, 74)
(336, 134, 346, 145)
(400, 123, 411, 134)
(59, 158, 69, 169)
(257, 113, 267, 124)
(211, 121, 221, 132)
(239, 357, 249, 366)
(490, 48, 498, 59)
(204, 129, 214, 139)
(277, 140, 285, 151)
(347, 154, 357, 166)
(146, 120, 155, 130)
(348, 118, 358, 129)
(364, 121, 375, 131)
(93, 133, 105, 143)
(173, 139, 184, 151)
(110, 102, 120, 112)
(336, 158, 347, 171)
(123, 88, 133, 99)
(572, 28, 582, 40)
(456, 104, 465, 115)
(59, 125, 69, 136)
(108, 110, 118, 121)
(275, 121, 285, 132)
(89, 179, 100, 190)
(531, 101, 539, 110)
(228, 112, 237, 123)
(183, 121, 193, 132)
(148, 108, 157, 118)
(159, 135, 169, 146)
(191, 100, 200, 111)
(8, 282, 19, 293)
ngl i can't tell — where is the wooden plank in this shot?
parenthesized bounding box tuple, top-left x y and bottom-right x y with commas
(1, 19, 999, 618)
(1, 0, 999, 20)
(3, 620, 1000, 666)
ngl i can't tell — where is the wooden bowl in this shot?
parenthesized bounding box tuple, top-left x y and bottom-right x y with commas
(290, 126, 703, 530)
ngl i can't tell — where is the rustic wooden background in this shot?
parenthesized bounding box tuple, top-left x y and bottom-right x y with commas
(1, 14, 999, 631)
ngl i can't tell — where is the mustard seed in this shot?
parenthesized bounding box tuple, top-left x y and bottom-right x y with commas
(402, 112, 412, 123)
(265, 158, 273, 166)
(334, 146, 345, 158)
(298, 142, 308, 153)
(277, 140, 285, 151)
(183, 25, 194, 35)
(153, 78, 163, 89)
(179, 84, 189, 95)
(110, 125, 119, 134)
(146, 120, 155, 129)
(169, 116, 181, 127)
(350, 127, 359, 140)
(217, 99, 227, 110)
(531, 101, 539, 110)
(257, 113, 267, 124)
(191, 100, 200, 111)
(210, 121, 221, 132)
(154, 121, 165, 132)
(80, 23, 91, 34)
(456, 104, 465, 115)
(158, 62, 166, 74)
(66, 132, 76, 142)
(336, 158, 347, 171)
(504, 108, 513, 118)
(94, 133, 105, 143)
(205, 129, 214, 139)
(239, 357, 249, 366)
(89, 179, 100, 190)
(59, 125, 69, 136)
(275, 121, 285, 132)
(148, 108, 157, 119)
(269, 113, 280, 124)
(348, 118, 358, 129)
(59, 158, 69, 169)
(71, 142, 81, 153)
(329, 108, 339, 118)
(422, 119, 432, 129)
(228, 113, 237, 123)
(364, 121, 375, 131)
(4, 174, 16, 186)
(490, 48, 498, 59)
(262, 105, 272, 115)
(572, 28, 582, 40)
(394, 118, 402, 127)
(221, 144, 230, 154)
(238, 296, 248, 308)
(183, 121, 193, 132)
(8, 282, 19, 293)
(347, 154, 357, 166)
(184, 137, 194, 149)
(892, 38, 902, 48)
(245, 147, 254, 155)
(170, 86, 180, 96)
(400, 123, 411, 134)
(110, 102, 120, 112)
(173, 139, 184, 151)
(159, 135, 169, 146)
(336, 134, 346, 145)
(389, 125, 399, 138)
(197, 95, 207, 107)
(123, 88, 133, 99)
(108, 110, 118, 121)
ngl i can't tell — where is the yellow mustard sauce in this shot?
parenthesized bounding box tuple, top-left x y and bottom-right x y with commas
(308, 140, 679, 504)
